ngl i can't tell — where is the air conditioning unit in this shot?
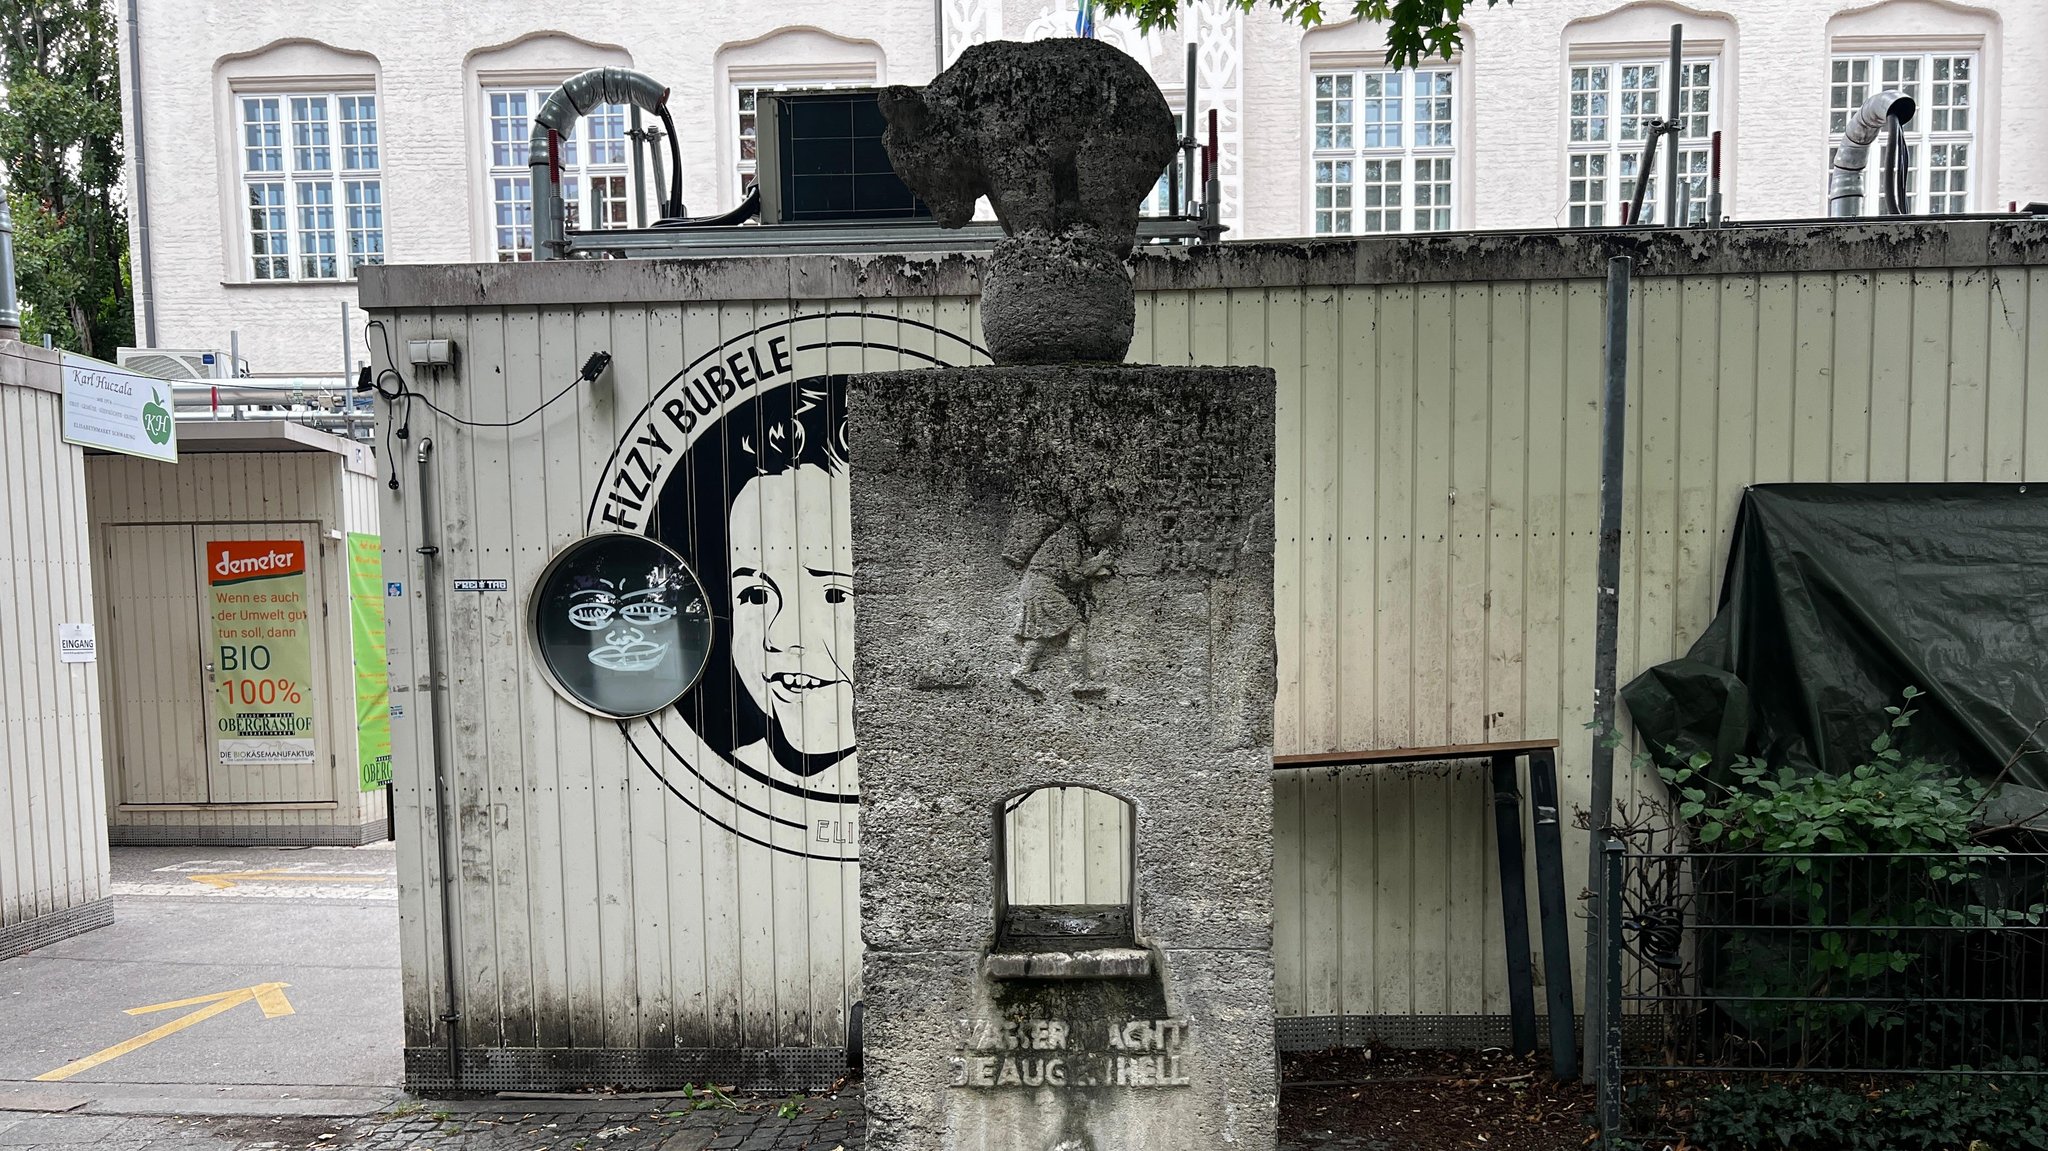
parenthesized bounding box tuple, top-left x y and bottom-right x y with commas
(756, 90, 932, 226)
(116, 348, 249, 381)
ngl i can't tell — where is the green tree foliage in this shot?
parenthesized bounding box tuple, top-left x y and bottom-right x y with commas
(0, 0, 132, 356)
(1100, 0, 1507, 68)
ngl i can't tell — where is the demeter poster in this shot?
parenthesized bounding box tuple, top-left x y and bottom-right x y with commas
(208, 540, 316, 766)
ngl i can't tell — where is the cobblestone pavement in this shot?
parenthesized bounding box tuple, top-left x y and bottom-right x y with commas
(0, 1088, 1367, 1150)
(0, 1091, 865, 1151)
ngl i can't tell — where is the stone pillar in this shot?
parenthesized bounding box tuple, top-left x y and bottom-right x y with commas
(851, 363, 1278, 1151)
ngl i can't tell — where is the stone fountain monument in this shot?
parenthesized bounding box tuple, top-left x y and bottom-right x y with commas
(850, 38, 1279, 1151)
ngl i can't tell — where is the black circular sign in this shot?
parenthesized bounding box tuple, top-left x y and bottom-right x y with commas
(531, 533, 714, 719)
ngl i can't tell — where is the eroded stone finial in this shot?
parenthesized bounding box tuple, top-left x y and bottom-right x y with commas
(878, 38, 1178, 365)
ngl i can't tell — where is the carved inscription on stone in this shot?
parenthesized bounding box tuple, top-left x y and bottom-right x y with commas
(948, 1018, 1192, 1089)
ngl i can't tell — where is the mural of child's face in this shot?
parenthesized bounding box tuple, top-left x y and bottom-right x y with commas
(726, 463, 856, 760)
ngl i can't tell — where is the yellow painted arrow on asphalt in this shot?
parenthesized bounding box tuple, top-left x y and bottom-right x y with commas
(186, 869, 384, 889)
(35, 983, 295, 1082)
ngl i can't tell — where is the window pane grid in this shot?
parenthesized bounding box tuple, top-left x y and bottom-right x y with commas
(295, 181, 337, 279)
(490, 91, 530, 167)
(345, 180, 384, 269)
(1827, 52, 1974, 216)
(1618, 63, 1661, 143)
(1360, 158, 1402, 233)
(339, 96, 378, 170)
(1568, 152, 1608, 227)
(1314, 73, 1353, 150)
(243, 97, 282, 173)
(1569, 66, 1609, 144)
(290, 96, 331, 172)
(239, 90, 377, 280)
(1564, 57, 1716, 227)
(1313, 159, 1353, 235)
(248, 183, 287, 280)
(1309, 66, 1455, 235)
(492, 175, 532, 262)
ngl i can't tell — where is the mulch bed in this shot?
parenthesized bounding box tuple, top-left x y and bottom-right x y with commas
(1279, 1047, 1598, 1150)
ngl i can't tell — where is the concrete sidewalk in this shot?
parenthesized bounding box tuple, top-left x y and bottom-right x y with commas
(0, 845, 401, 1108)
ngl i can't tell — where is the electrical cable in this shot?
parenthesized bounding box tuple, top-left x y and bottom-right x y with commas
(1884, 114, 1910, 216)
(658, 106, 685, 217)
(362, 318, 611, 489)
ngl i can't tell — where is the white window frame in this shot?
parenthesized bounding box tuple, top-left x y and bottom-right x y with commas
(1564, 54, 1717, 227)
(1307, 60, 1459, 236)
(1826, 49, 1978, 216)
(236, 89, 382, 281)
(481, 84, 635, 263)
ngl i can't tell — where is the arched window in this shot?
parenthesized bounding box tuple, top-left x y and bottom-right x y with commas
(215, 40, 383, 282)
(1301, 19, 1471, 236)
(1559, 4, 1738, 227)
(465, 33, 638, 260)
(713, 28, 886, 209)
(1825, 0, 2000, 216)
(995, 785, 1135, 951)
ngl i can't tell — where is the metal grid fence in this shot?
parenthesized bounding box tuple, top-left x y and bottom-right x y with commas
(1598, 849, 2048, 1140)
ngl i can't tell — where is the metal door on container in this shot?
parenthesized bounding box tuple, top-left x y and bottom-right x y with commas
(195, 524, 331, 803)
(105, 524, 209, 804)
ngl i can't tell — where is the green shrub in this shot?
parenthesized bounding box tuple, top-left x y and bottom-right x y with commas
(1653, 692, 2046, 1066)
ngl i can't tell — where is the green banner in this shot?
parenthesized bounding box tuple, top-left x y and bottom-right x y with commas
(207, 540, 317, 766)
(348, 532, 393, 790)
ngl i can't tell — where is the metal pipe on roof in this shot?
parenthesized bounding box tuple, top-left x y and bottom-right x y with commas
(1663, 24, 1682, 228)
(1708, 130, 1724, 226)
(1183, 42, 1198, 218)
(527, 68, 672, 259)
(1624, 129, 1661, 226)
(1830, 89, 1916, 217)
(629, 105, 647, 230)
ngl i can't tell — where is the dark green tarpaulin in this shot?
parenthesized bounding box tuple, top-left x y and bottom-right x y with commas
(1621, 485, 2048, 811)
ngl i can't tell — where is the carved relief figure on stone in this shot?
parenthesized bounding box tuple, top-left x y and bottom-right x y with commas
(1004, 501, 1121, 699)
(878, 38, 1178, 365)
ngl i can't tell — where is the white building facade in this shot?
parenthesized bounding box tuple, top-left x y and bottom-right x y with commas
(117, 0, 2042, 377)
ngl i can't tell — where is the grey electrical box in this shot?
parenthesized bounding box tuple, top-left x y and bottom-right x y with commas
(408, 338, 456, 369)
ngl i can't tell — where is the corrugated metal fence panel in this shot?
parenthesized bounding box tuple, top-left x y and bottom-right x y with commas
(0, 383, 108, 931)
(374, 260, 2048, 1053)
(381, 299, 993, 1052)
(1250, 267, 2048, 1020)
